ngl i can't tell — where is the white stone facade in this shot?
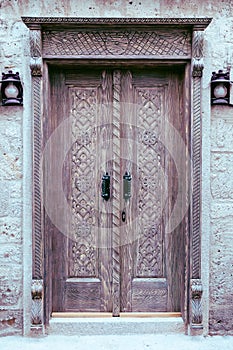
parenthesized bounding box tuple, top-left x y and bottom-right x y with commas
(0, 0, 233, 336)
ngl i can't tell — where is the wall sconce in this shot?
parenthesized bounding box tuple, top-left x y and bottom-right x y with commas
(0, 70, 23, 106)
(211, 69, 232, 105)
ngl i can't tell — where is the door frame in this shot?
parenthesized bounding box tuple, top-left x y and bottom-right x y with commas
(22, 16, 211, 334)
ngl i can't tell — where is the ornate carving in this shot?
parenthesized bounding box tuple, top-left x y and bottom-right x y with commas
(190, 28, 204, 332)
(134, 288, 167, 297)
(71, 242, 95, 276)
(192, 79, 201, 279)
(43, 30, 191, 58)
(30, 57, 42, 77)
(190, 279, 203, 327)
(22, 17, 212, 28)
(30, 30, 42, 76)
(32, 76, 42, 279)
(112, 70, 121, 316)
(136, 88, 164, 277)
(31, 280, 43, 326)
(192, 31, 204, 77)
(70, 88, 97, 277)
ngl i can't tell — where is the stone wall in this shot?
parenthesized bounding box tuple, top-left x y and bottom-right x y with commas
(209, 106, 233, 335)
(0, 0, 233, 336)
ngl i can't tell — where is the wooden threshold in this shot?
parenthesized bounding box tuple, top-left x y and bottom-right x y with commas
(52, 312, 113, 318)
(120, 312, 181, 318)
(52, 312, 181, 318)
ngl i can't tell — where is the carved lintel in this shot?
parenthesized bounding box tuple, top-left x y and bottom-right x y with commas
(31, 279, 43, 327)
(192, 31, 204, 77)
(190, 279, 203, 328)
(30, 29, 42, 76)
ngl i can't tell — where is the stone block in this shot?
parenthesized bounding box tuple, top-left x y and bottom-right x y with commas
(0, 280, 21, 307)
(0, 265, 22, 284)
(0, 181, 22, 217)
(0, 120, 22, 180)
(211, 153, 233, 200)
(210, 213, 233, 335)
(209, 308, 233, 335)
(0, 265, 22, 308)
(0, 309, 22, 336)
(211, 202, 233, 220)
(0, 217, 22, 243)
(211, 118, 233, 151)
(0, 244, 22, 265)
(0, 181, 10, 217)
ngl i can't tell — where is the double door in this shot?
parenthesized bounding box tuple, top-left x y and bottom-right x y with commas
(46, 66, 187, 315)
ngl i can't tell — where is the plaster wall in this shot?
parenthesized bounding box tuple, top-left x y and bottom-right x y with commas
(0, 0, 233, 336)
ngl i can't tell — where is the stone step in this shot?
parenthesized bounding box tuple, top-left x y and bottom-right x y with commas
(47, 317, 185, 335)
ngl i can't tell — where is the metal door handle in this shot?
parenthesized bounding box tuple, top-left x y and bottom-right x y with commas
(101, 172, 110, 201)
(123, 172, 131, 201)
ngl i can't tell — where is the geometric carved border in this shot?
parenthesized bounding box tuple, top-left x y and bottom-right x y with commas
(22, 16, 212, 28)
(22, 17, 212, 331)
(42, 30, 192, 58)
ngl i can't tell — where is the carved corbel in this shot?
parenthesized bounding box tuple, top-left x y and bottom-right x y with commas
(31, 279, 43, 327)
(30, 57, 42, 77)
(190, 279, 203, 328)
(30, 28, 42, 76)
(192, 31, 204, 77)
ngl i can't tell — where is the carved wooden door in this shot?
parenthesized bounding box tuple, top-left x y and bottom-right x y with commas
(48, 66, 186, 315)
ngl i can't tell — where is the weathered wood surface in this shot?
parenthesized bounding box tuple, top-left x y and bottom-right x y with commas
(47, 67, 188, 315)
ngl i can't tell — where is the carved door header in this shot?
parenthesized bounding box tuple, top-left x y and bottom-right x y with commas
(22, 17, 211, 60)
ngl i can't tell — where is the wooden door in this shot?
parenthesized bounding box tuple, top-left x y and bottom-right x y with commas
(46, 66, 187, 315)
(120, 68, 187, 313)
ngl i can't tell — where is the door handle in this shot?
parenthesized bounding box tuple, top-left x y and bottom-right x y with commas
(123, 172, 131, 201)
(101, 172, 110, 201)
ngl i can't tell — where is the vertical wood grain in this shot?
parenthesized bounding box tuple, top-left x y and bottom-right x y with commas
(120, 70, 135, 312)
(98, 70, 113, 312)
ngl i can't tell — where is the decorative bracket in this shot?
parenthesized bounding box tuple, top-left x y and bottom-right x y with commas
(192, 31, 204, 77)
(190, 279, 203, 328)
(30, 27, 42, 76)
(31, 279, 44, 329)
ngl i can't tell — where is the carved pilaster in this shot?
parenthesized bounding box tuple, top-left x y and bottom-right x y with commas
(190, 30, 204, 332)
(191, 31, 203, 281)
(30, 28, 42, 76)
(29, 25, 44, 331)
(31, 280, 44, 329)
(190, 279, 203, 328)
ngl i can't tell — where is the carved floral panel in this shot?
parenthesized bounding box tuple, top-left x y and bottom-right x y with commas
(136, 87, 165, 277)
(69, 87, 97, 277)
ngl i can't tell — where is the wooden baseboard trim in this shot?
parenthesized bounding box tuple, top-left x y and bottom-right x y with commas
(52, 312, 182, 318)
(120, 312, 181, 318)
(52, 312, 113, 318)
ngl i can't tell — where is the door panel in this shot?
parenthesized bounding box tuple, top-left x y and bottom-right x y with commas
(121, 69, 186, 313)
(49, 69, 113, 312)
(120, 70, 168, 312)
(47, 66, 187, 314)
